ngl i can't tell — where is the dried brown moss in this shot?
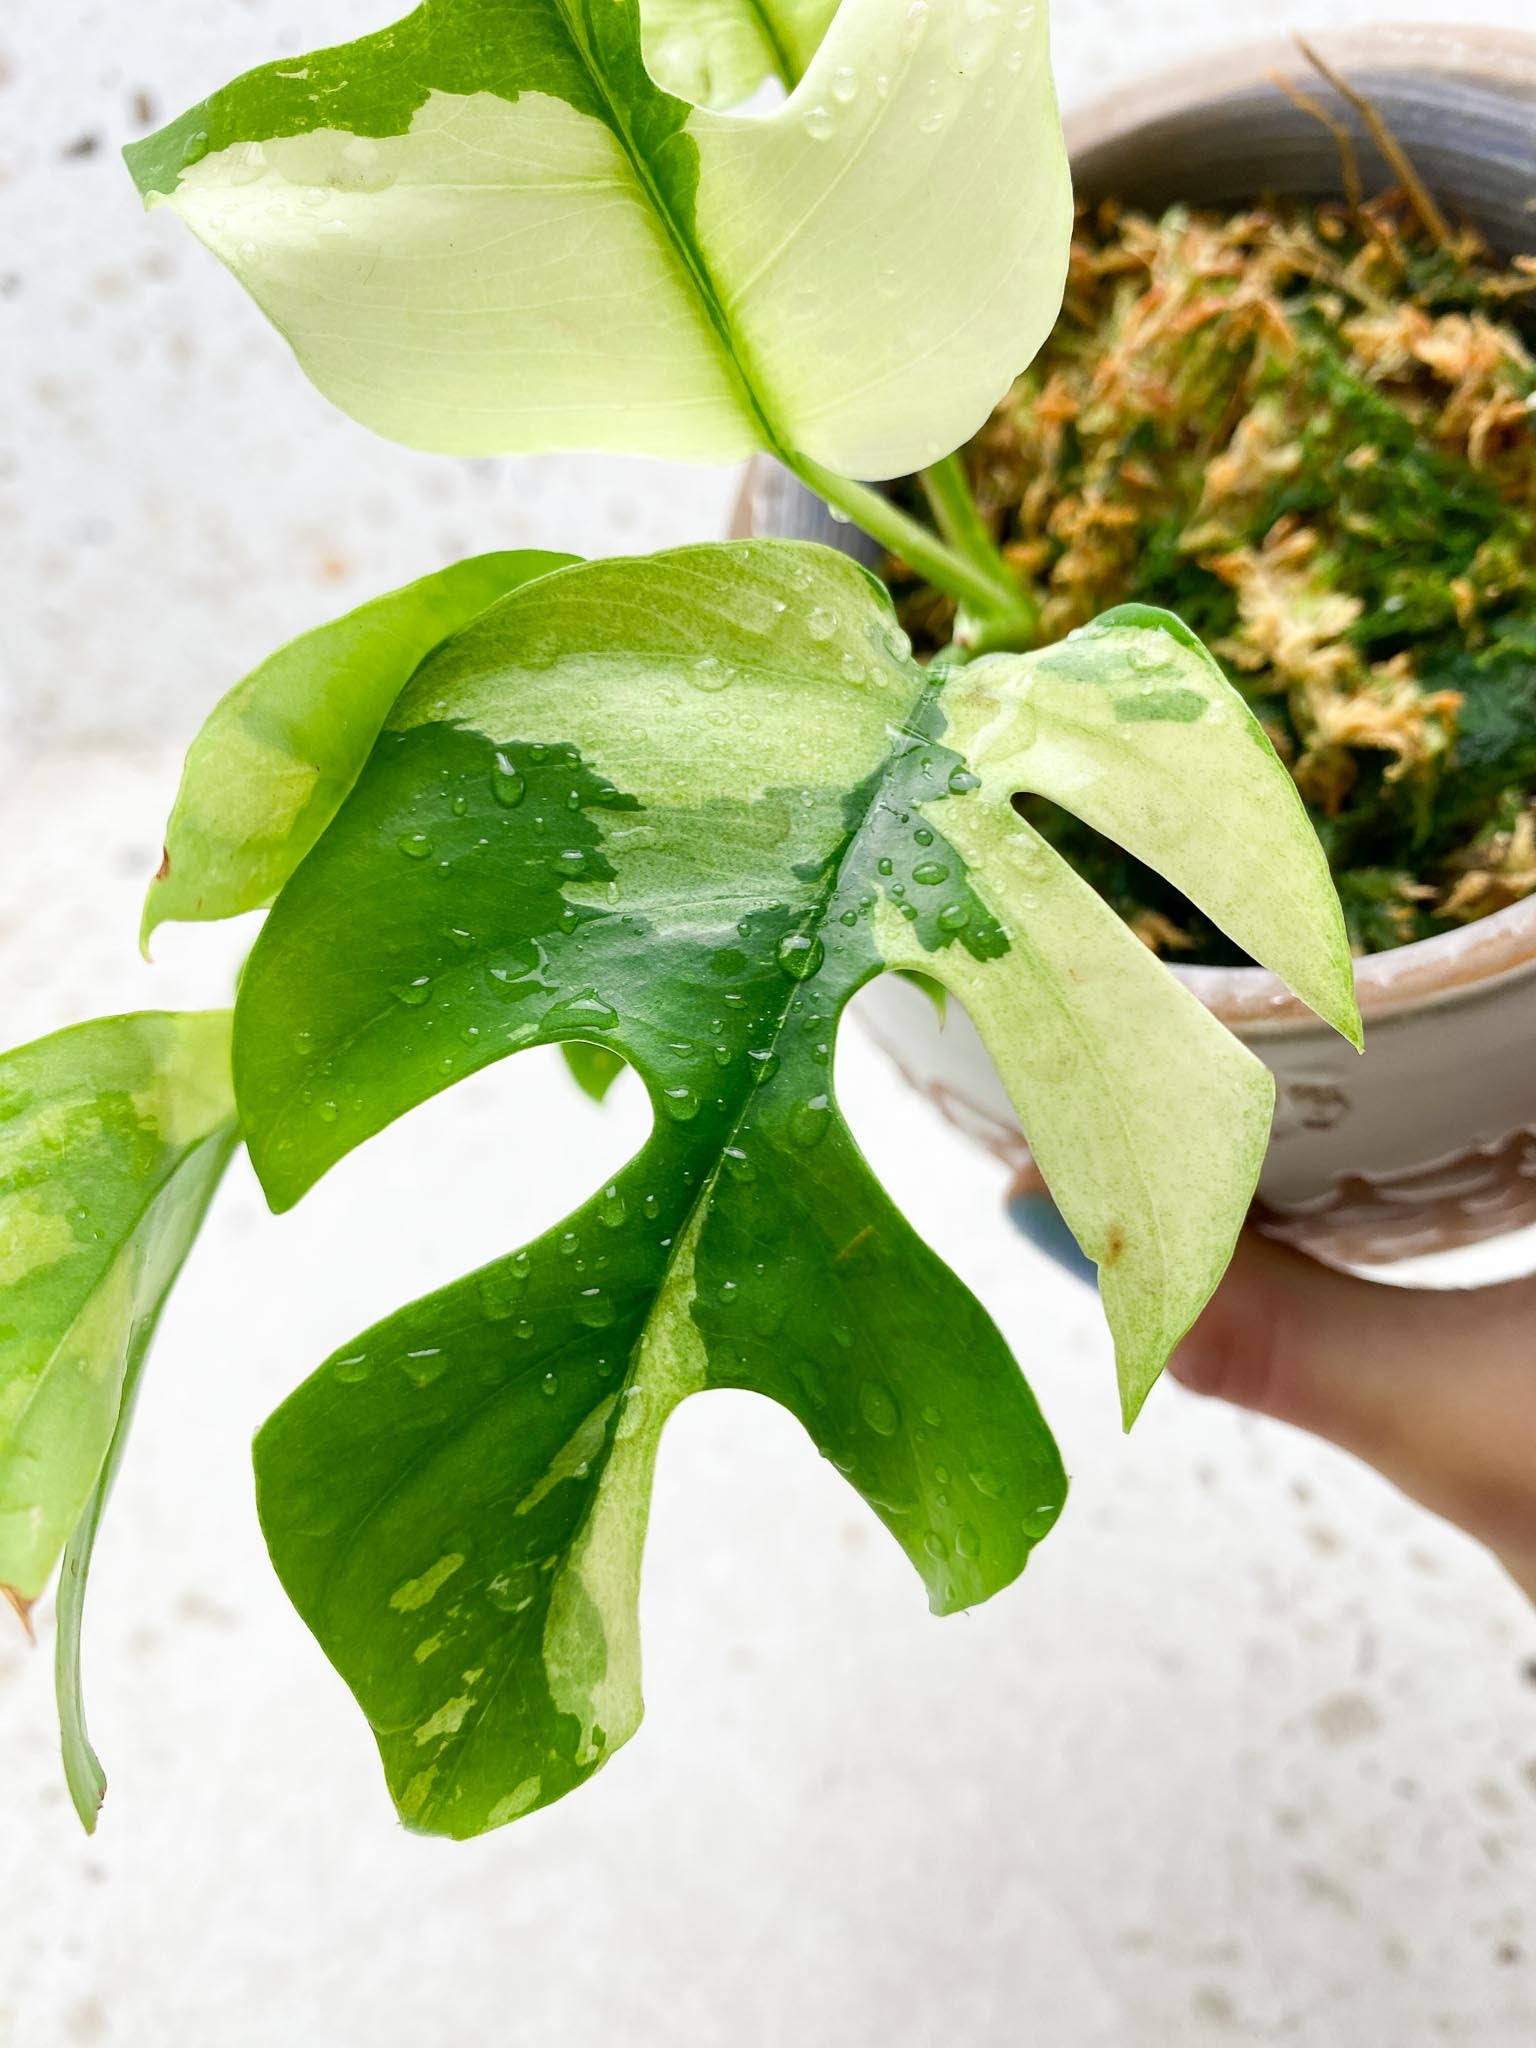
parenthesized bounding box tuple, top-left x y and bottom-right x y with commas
(892, 192, 1536, 959)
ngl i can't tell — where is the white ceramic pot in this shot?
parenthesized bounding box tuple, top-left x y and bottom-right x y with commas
(742, 25, 1536, 1273)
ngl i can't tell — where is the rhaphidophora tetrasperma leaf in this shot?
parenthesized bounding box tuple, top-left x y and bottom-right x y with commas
(0, 1012, 238, 1827)
(215, 541, 1356, 1837)
(640, 0, 839, 107)
(123, 0, 1070, 480)
(144, 550, 574, 947)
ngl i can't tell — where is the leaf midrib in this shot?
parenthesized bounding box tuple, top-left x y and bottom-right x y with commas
(307, 666, 947, 1774)
(552, 0, 792, 464)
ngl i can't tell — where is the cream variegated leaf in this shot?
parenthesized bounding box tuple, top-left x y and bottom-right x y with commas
(227, 541, 1356, 1836)
(123, 0, 1070, 480)
(641, 0, 838, 106)
(0, 1012, 238, 1827)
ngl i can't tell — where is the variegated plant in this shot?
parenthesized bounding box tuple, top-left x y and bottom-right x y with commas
(3, 0, 1359, 1837)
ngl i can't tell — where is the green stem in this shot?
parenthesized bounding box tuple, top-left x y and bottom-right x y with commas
(919, 452, 1036, 637)
(793, 456, 1036, 631)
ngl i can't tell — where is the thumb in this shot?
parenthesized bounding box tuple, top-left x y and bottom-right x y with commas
(1169, 1232, 1536, 1599)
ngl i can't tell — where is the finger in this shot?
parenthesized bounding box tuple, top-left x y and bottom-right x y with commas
(1170, 1232, 1536, 1588)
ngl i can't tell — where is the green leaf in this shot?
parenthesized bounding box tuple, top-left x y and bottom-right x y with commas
(560, 1040, 627, 1102)
(144, 550, 574, 948)
(123, 0, 1071, 480)
(641, 0, 836, 105)
(235, 541, 1354, 1835)
(0, 1013, 237, 1826)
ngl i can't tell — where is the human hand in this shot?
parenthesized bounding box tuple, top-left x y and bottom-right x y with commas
(1169, 1231, 1536, 1602)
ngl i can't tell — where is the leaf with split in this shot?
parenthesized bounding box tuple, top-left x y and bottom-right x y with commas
(144, 549, 575, 948)
(231, 540, 1356, 1836)
(0, 1012, 238, 1828)
(123, 0, 1070, 480)
(640, 0, 837, 107)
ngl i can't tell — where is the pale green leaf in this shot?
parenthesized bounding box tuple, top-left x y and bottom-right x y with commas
(641, 0, 837, 106)
(232, 541, 1353, 1833)
(124, 0, 1071, 480)
(947, 605, 1364, 1049)
(144, 550, 574, 947)
(0, 1012, 237, 1824)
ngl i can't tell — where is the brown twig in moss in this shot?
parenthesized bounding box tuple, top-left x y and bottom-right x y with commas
(1294, 38, 1455, 252)
(1269, 69, 1364, 214)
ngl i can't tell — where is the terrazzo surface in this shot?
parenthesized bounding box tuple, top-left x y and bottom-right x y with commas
(3, 3, 1536, 2043)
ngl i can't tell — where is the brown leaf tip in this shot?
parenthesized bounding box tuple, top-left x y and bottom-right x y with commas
(1, 1584, 36, 1642)
(154, 847, 171, 883)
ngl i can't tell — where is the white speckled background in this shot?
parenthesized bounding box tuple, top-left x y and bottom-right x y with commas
(2, 3, 1535, 2044)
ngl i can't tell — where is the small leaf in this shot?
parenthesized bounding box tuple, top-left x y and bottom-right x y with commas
(234, 541, 1354, 1832)
(0, 1012, 237, 1827)
(641, 0, 837, 106)
(124, 0, 1071, 479)
(561, 1040, 627, 1103)
(144, 550, 574, 947)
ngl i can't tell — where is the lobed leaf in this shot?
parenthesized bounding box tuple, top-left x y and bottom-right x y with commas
(0, 1013, 237, 1826)
(144, 550, 574, 948)
(232, 540, 1356, 1834)
(123, 0, 1071, 480)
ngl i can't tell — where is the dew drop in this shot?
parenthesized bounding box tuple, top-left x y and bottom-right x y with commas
(859, 1382, 900, 1435)
(722, 1145, 756, 1182)
(391, 976, 433, 1007)
(788, 1094, 831, 1149)
(969, 1467, 1005, 1498)
(806, 605, 837, 641)
(948, 765, 981, 795)
(401, 1347, 448, 1387)
(397, 832, 434, 860)
(333, 1352, 371, 1384)
(912, 860, 949, 886)
(938, 902, 970, 931)
(488, 750, 526, 807)
(716, 1279, 740, 1307)
(923, 1529, 949, 1561)
(829, 64, 859, 103)
(955, 1523, 982, 1559)
(540, 1372, 559, 1398)
(662, 1086, 700, 1122)
(514, 1319, 535, 1342)
(316, 1099, 339, 1123)
(746, 1049, 779, 1084)
(576, 1289, 615, 1330)
(546, 990, 619, 1033)
(690, 654, 733, 691)
(776, 931, 825, 981)
(598, 1183, 627, 1229)
(801, 104, 836, 141)
(1127, 644, 1172, 674)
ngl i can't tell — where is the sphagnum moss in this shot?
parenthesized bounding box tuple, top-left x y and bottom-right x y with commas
(892, 191, 1536, 961)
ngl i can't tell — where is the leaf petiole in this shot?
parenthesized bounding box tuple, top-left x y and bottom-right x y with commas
(792, 454, 1037, 637)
